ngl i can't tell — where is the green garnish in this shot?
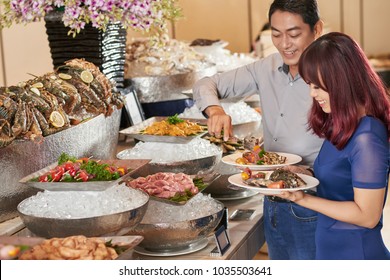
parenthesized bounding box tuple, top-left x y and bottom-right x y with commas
(105, 240, 127, 254)
(58, 152, 77, 165)
(168, 178, 207, 203)
(167, 114, 184, 125)
(258, 149, 266, 158)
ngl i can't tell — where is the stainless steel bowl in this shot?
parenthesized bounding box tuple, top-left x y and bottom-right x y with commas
(127, 199, 224, 251)
(117, 148, 222, 176)
(17, 188, 149, 238)
(125, 65, 217, 103)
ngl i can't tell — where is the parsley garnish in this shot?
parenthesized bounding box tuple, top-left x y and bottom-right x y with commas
(167, 114, 184, 125)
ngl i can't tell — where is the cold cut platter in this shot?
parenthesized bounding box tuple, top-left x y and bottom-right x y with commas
(126, 171, 220, 205)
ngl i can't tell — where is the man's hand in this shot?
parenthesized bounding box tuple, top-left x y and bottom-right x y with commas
(204, 106, 233, 141)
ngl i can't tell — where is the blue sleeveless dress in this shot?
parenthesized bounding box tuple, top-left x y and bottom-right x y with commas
(313, 116, 390, 260)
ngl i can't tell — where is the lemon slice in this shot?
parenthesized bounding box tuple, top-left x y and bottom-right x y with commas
(49, 111, 65, 128)
(80, 70, 94, 83)
(32, 82, 44, 88)
(58, 73, 72, 80)
(30, 87, 40, 96)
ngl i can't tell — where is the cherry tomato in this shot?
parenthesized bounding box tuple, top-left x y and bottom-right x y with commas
(50, 166, 65, 182)
(75, 170, 89, 182)
(235, 157, 249, 165)
(241, 167, 252, 181)
(63, 162, 75, 171)
(39, 174, 50, 182)
(68, 169, 77, 177)
(241, 171, 250, 181)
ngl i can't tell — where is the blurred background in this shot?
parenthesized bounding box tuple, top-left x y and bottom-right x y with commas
(1, 0, 389, 87)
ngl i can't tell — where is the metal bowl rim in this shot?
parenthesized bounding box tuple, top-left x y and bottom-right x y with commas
(17, 189, 150, 221)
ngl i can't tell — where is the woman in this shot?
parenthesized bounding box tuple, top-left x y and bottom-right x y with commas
(278, 32, 390, 259)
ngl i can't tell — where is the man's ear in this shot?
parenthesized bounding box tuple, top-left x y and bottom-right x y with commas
(314, 20, 324, 39)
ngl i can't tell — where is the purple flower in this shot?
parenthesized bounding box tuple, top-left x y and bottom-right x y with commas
(0, 0, 182, 39)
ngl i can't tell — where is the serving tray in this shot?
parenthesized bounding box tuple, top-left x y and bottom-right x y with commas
(0, 235, 143, 260)
(19, 159, 151, 191)
(119, 116, 208, 144)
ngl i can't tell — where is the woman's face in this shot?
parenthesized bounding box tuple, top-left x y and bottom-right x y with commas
(308, 83, 331, 113)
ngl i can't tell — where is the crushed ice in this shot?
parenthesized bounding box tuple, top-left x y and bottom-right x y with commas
(179, 100, 261, 125)
(18, 185, 148, 219)
(142, 193, 223, 223)
(117, 138, 222, 163)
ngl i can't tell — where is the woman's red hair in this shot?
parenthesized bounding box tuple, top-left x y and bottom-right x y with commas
(298, 32, 390, 149)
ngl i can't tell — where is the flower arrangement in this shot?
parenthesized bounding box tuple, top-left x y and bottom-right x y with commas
(0, 0, 182, 38)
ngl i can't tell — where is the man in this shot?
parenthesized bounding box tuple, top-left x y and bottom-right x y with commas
(193, 0, 324, 259)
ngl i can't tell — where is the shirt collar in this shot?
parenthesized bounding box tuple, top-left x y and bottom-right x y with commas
(278, 62, 301, 81)
(278, 63, 290, 74)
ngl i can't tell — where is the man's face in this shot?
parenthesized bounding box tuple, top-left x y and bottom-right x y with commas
(270, 10, 319, 70)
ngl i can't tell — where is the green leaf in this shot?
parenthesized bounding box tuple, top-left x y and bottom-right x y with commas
(58, 152, 77, 165)
(167, 114, 184, 125)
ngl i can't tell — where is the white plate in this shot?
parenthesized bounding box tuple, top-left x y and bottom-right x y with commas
(227, 172, 319, 195)
(221, 151, 302, 171)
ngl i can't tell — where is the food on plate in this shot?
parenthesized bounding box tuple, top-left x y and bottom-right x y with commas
(242, 168, 306, 189)
(30, 153, 129, 183)
(203, 135, 244, 153)
(0, 244, 30, 260)
(141, 114, 206, 137)
(235, 145, 287, 166)
(18, 235, 118, 260)
(126, 172, 206, 203)
(240, 167, 266, 181)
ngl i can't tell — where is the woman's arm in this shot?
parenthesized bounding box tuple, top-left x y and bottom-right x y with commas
(279, 187, 386, 228)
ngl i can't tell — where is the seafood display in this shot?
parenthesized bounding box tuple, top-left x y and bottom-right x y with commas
(0, 58, 124, 148)
(242, 168, 306, 189)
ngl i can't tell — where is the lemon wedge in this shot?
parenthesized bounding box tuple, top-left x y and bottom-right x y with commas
(30, 87, 40, 96)
(32, 82, 44, 88)
(58, 73, 72, 80)
(49, 111, 65, 128)
(80, 70, 94, 83)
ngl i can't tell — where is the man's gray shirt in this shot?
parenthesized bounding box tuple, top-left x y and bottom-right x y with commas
(193, 53, 324, 166)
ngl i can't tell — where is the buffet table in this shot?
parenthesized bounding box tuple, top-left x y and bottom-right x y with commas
(0, 193, 265, 260)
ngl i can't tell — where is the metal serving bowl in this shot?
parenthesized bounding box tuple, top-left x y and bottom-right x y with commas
(127, 199, 224, 251)
(117, 147, 223, 176)
(17, 188, 149, 238)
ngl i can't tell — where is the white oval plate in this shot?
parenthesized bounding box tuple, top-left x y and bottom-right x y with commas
(221, 151, 302, 171)
(227, 172, 319, 195)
